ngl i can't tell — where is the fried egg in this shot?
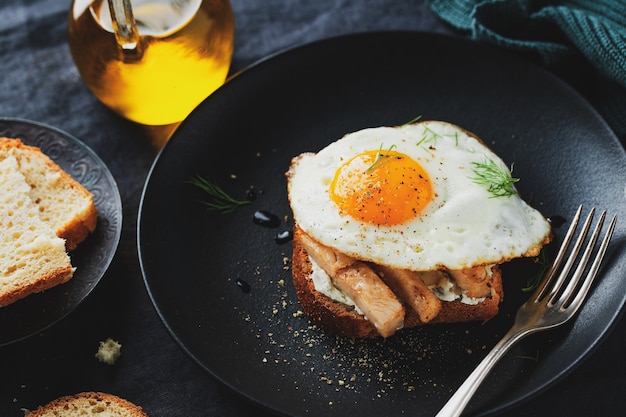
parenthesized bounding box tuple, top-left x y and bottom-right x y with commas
(286, 120, 552, 271)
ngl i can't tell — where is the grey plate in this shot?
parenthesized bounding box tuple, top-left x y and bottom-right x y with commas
(139, 32, 626, 417)
(0, 118, 122, 346)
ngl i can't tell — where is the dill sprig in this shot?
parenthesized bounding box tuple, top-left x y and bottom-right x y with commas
(470, 157, 519, 198)
(366, 143, 398, 172)
(416, 125, 444, 147)
(402, 115, 423, 125)
(187, 174, 250, 214)
(522, 248, 549, 292)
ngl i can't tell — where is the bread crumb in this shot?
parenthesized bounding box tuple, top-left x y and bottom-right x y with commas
(95, 338, 121, 365)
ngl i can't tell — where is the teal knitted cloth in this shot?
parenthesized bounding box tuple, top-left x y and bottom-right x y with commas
(430, 0, 626, 140)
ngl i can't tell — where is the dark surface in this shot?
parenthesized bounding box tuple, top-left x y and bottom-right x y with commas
(1, 1, 625, 417)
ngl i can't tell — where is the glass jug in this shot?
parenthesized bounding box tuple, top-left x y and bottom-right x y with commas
(68, 0, 235, 126)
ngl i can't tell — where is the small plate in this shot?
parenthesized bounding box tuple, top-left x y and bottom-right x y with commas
(0, 118, 122, 346)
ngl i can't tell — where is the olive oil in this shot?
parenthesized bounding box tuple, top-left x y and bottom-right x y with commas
(68, 0, 234, 125)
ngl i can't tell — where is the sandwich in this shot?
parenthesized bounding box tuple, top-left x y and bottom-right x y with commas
(286, 121, 552, 338)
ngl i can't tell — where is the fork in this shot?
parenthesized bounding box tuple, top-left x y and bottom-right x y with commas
(435, 205, 617, 417)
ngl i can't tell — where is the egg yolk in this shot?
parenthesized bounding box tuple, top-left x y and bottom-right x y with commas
(329, 149, 433, 225)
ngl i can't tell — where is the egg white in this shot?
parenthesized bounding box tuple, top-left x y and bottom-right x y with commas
(287, 121, 552, 271)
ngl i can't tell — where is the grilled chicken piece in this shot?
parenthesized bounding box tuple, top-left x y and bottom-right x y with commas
(374, 265, 442, 323)
(298, 232, 355, 276)
(334, 262, 405, 337)
(299, 232, 405, 337)
(448, 266, 492, 298)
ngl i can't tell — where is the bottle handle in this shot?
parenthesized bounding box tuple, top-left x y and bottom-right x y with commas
(107, 0, 143, 61)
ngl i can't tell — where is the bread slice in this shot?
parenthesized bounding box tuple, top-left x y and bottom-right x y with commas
(291, 227, 503, 338)
(26, 392, 148, 417)
(0, 137, 97, 250)
(0, 156, 74, 307)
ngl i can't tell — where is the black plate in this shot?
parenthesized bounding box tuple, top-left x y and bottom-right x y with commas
(138, 32, 626, 417)
(0, 118, 122, 346)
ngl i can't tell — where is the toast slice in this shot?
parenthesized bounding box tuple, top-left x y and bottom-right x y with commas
(0, 137, 97, 250)
(26, 392, 148, 417)
(0, 156, 73, 307)
(291, 226, 503, 338)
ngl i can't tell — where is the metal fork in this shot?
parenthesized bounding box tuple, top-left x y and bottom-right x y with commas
(436, 205, 617, 417)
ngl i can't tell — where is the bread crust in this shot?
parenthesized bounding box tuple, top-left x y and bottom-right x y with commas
(26, 392, 148, 417)
(292, 227, 503, 338)
(56, 201, 98, 251)
(0, 266, 74, 308)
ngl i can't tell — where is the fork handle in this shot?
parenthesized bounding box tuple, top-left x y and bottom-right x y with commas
(435, 327, 529, 417)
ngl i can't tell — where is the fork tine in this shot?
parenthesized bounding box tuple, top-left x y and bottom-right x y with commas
(562, 212, 617, 312)
(542, 207, 600, 304)
(555, 210, 606, 307)
(544, 207, 597, 304)
(534, 205, 583, 302)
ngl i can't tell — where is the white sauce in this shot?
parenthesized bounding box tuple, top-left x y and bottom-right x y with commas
(310, 257, 364, 314)
(429, 278, 486, 305)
